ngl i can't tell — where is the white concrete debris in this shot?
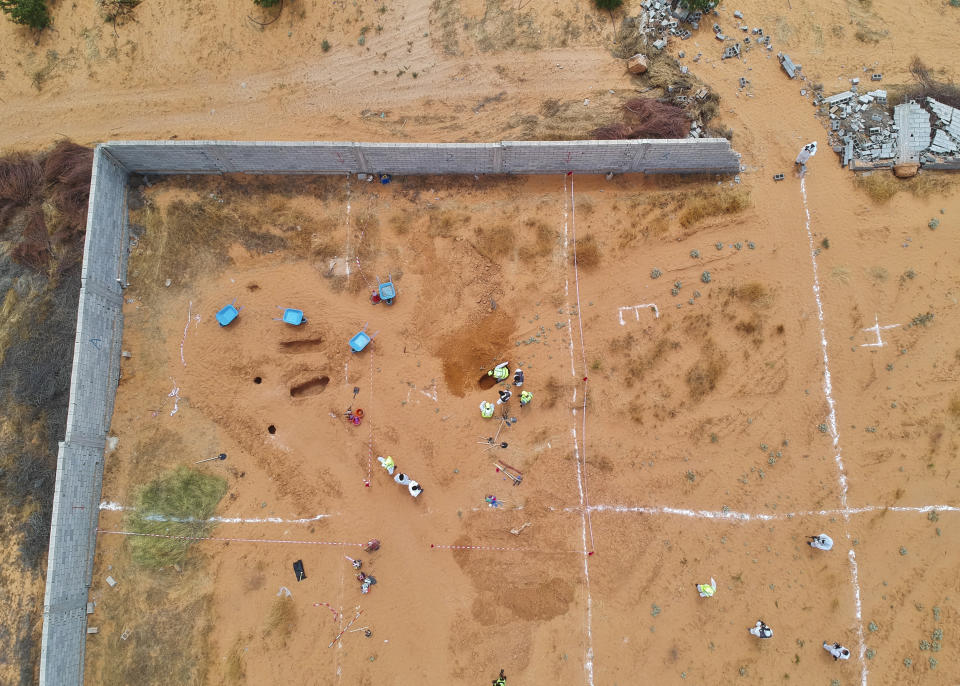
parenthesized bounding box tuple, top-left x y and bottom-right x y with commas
(930, 129, 958, 154)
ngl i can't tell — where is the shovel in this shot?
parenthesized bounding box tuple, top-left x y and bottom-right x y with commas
(195, 453, 227, 464)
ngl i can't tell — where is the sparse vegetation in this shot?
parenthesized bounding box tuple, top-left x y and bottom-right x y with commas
(264, 596, 297, 641)
(127, 467, 227, 568)
(0, 0, 50, 31)
(678, 189, 749, 229)
(100, 0, 141, 25)
(574, 235, 601, 268)
(685, 339, 726, 400)
(948, 395, 960, 419)
(908, 312, 934, 328)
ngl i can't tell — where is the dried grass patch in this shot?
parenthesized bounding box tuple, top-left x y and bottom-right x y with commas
(678, 189, 750, 228)
(685, 339, 726, 400)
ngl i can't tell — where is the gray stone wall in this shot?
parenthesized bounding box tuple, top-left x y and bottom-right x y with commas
(40, 136, 740, 686)
(103, 139, 741, 175)
(40, 148, 128, 686)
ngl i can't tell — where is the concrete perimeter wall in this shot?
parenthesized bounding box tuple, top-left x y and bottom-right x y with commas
(40, 136, 739, 686)
(103, 139, 741, 175)
(40, 148, 128, 686)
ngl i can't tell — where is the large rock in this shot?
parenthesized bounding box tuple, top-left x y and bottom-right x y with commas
(627, 53, 649, 74)
(893, 162, 919, 178)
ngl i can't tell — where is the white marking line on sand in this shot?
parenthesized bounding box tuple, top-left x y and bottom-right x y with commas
(859, 313, 901, 348)
(801, 176, 867, 686)
(618, 303, 659, 325)
(563, 175, 594, 686)
(179, 300, 192, 366)
(579, 504, 960, 519)
(344, 180, 352, 277)
(98, 502, 334, 523)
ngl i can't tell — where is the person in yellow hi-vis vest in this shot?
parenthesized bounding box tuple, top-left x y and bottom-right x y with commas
(479, 401, 495, 418)
(487, 362, 510, 381)
(377, 455, 395, 475)
(696, 577, 717, 598)
(519, 390, 533, 407)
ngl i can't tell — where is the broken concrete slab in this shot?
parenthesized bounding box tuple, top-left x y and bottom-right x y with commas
(824, 90, 855, 105)
(778, 52, 800, 78)
(894, 101, 932, 164)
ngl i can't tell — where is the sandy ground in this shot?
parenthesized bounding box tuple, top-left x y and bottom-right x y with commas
(1, 0, 959, 684)
(81, 159, 960, 686)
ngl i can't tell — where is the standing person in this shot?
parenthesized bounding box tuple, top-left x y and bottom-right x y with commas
(808, 533, 833, 551)
(519, 390, 533, 407)
(487, 362, 510, 381)
(513, 368, 524, 386)
(408, 481, 423, 498)
(377, 455, 396, 475)
(479, 401, 495, 418)
(497, 389, 512, 405)
(696, 577, 717, 598)
(822, 641, 851, 661)
(394, 473, 411, 486)
(485, 495, 500, 508)
(492, 669, 507, 686)
(749, 620, 773, 638)
(795, 141, 818, 174)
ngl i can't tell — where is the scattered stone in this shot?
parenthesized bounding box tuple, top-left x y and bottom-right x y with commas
(627, 53, 649, 74)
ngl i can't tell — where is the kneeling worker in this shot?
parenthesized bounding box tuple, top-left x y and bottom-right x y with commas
(487, 362, 510, 381)
(480, 401, 495, 418)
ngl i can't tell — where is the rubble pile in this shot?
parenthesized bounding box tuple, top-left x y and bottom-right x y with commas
(817, 84, 896, 167)
(629, 0, 704, 49)
(925, 98, 960, 155)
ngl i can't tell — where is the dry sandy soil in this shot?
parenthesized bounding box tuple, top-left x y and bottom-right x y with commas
(2, 0, 960, 685)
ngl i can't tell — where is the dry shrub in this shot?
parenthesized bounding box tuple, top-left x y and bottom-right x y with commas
(264, 596, 297, 640)
(0, 141, 91, 273)
(626, 337, 678, 386)
(894, 57, 960, 110)
(733, 282, 770, 307)
(647, 55, 692, 91)
(685, 340, 726, 400)
(590, 99, 690, 140)
(948, 395, 960, 419)
(574, 234, 600, 268)
(542, 376, 563, 408)
(591, 123, 635, 140)
(474, 223, 515, 262)
(623, 98, 690, 139)
(43, 141, 93, 224)
(392, 210, 414, 235)
(0, 155, 42, 207)
(428, 209, 469, 238)
(856, 170, 958, 203)
(678, 189, 749, 228)
(225, 636, 246, 683)
(520, 218, 555, 258)
(854, 172, 898, 203)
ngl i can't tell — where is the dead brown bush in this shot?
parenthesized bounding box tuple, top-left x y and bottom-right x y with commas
(0, 155, 42, 208)
(520, 218, 555, 258)
(474, 223, 515, 262)
(678, 189, 749, 228)
(574, 234, 601, 268)
(732, 282, 770, 307)
(542, 376, 563, 408)
(623, 98, 690, 138)
(685, 340, 726, 400)
(948, 395, 960, 419)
